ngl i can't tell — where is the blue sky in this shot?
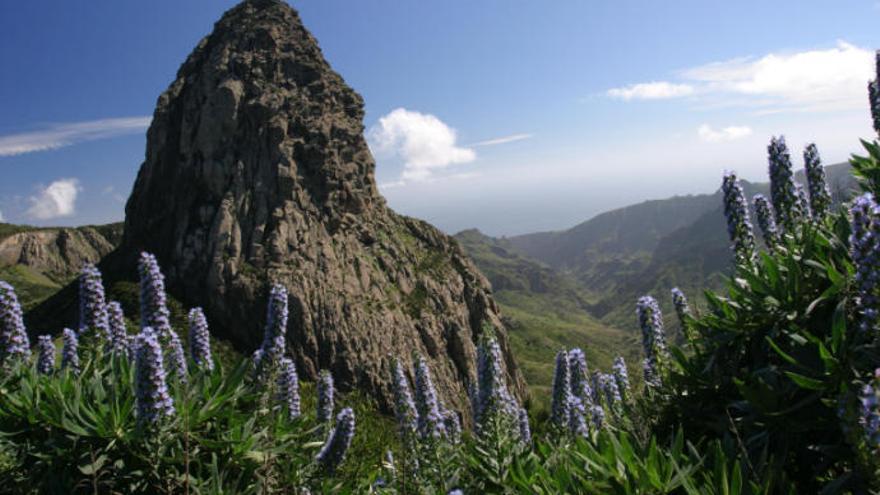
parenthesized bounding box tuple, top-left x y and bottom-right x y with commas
(1, 0, 879, 235)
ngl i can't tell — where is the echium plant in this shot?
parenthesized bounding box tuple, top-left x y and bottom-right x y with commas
(134, 327, 175, 426)
(474, 337, 519, 429)
(849, 193, 880, 333)
(106, 301, 129, 355)
(568, 348, 593, 408)
(550, 350, 572, 429)
(391, 359, 418, 439)
(187, 307, 214, 371)
(276, 357, 301, 420)
(671, 287, 695, 343)
(871, 51, 880, 135)
(567, 395, 589, 437)
(316, 407, 356, 473)
(317, 370, 335, 424)
(61, 328, 80, 374)
(601, 373, 622, 415)
(138, 252, 172, 338)
(753, 194, 781, 249)
(637, 296, 668, 388)
(860, 369, 880, 450)
(795, 183, 810, 222)
(517, 407, 531, 444)
(36, 335, 55, 374)
(166, 330, 188, 385)
(612, 356, 630, 403)
(721, 172, 756, 263)
(256, 284, 288, 372)
(78, 263, 110, 340)
(413, 354, 445, 439)
(803, 143, 832, 220)
(443, 409, 462, 444)
(768, 136, 801, 232)
(0, 281, 30, 365)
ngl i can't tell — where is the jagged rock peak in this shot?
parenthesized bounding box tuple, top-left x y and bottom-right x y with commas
(121, 0, 525, 419)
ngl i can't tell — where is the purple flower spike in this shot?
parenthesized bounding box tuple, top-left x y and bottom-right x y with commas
(61, 328, 79, 374)
(138, 252, 172, 338)
(135, 327, 175, 425)
(870, 51, 880, 135)
(850, 194, 880, 332)
(255, 284, 288, 373)
(637, 296, 668, 387)
(166, 329, 188, 385)
(188, 308, 213, 371)
(106, 301, 128, 355)
(78, 263, 110, 340)
(390, 359, 418, 438)
(550, 350, 572, 428)
(722, 171, 756, 263)
(768, 136, 800, 232)
(0, 281, 30, 364)
(804, 144, 831, 220)
(36, 335, 55, 374)
(316, 407, 356, 472)
(753, 194, 780, 249)
(277, 357, 301, 420)
(317, 370, 335, 424)
(612, 356, 630, 403)
(568, 348, 593, 408)
(413, 355, 444, 439)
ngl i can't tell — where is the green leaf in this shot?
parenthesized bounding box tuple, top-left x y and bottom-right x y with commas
(784, 371, 825, 391)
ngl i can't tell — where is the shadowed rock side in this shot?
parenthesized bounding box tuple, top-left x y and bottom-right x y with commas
(116, 0, 524, 417)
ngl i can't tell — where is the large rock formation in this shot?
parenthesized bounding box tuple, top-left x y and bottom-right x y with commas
(121, 0, 525, 415)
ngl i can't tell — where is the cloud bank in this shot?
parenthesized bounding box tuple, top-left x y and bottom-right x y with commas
(0, 116, 151, 157)
(606, 41, 873, 111)
(26, 178, 81, 220)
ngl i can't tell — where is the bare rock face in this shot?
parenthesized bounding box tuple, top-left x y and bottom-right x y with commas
(122, 0, 525, 416)
(0, 225, 121, 283)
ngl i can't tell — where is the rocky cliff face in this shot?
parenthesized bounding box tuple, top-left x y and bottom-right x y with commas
(0, 224, 121, 283)
(121, 0, 525, 416)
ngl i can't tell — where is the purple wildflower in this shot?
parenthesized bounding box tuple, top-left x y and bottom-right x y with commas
(517, 407, 532, 444)
(804, 143, 831, 220)
(256, 284, 288, 372)
(135, 327, 175, 425)
(391, 359, 418, 437)
(36, 335, 55, 374)
(106, 301, 128, 355)
(78, 263, 110, 340)
(590, 404, 605, 431)
(795, 183, 810, 222)
(413, 355, 445, 439)
(722, 172, 757, 263)
(316, 407, 356, 472)
(861, 369, 880, 448)
(187, 308, 213, 371)
(568, 348, 593, 408)
(317, 370, 335, 424)
(637, 296, 668, 386)
(61, 328, 79, 374)
(138, 252, 172, 338)
(612, 356, 630, 403)
(590, 371, 603, 407)
(166, 329, 188, 385)
(0, 281, 30, 364)
(567, 396, 589, 438)
(753, 194, 781, 249)
(550, 350, 572, 428)
(850, 194, 880, 332)
(768, 136, 800, 232)
(601, 373, 621, 413)
(444, 409, 462, 444)
(475, 338, 516, 426)
(277, 357, 301, 419)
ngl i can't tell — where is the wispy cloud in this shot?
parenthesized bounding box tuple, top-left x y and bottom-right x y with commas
(472, 133, 533, 147)
(368, 108, 476, 183)
(26, 178, 81, 220)
(0, 116, 151, 157)
(606, 41, 873, 112)
(606, 82, 695, 101)
(697, 124, 753, 143)
(102, 185, 126, 203)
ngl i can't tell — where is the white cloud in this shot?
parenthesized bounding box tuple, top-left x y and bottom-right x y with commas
(472, 133, 533, 146)
(26, 178, 81, 220)
(368, 108, 476, 182)
(0, 116, 151, 157)
(607, 41, 874, 112)
(606, 82, 695, 100)
(697, 124, 753, 143)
